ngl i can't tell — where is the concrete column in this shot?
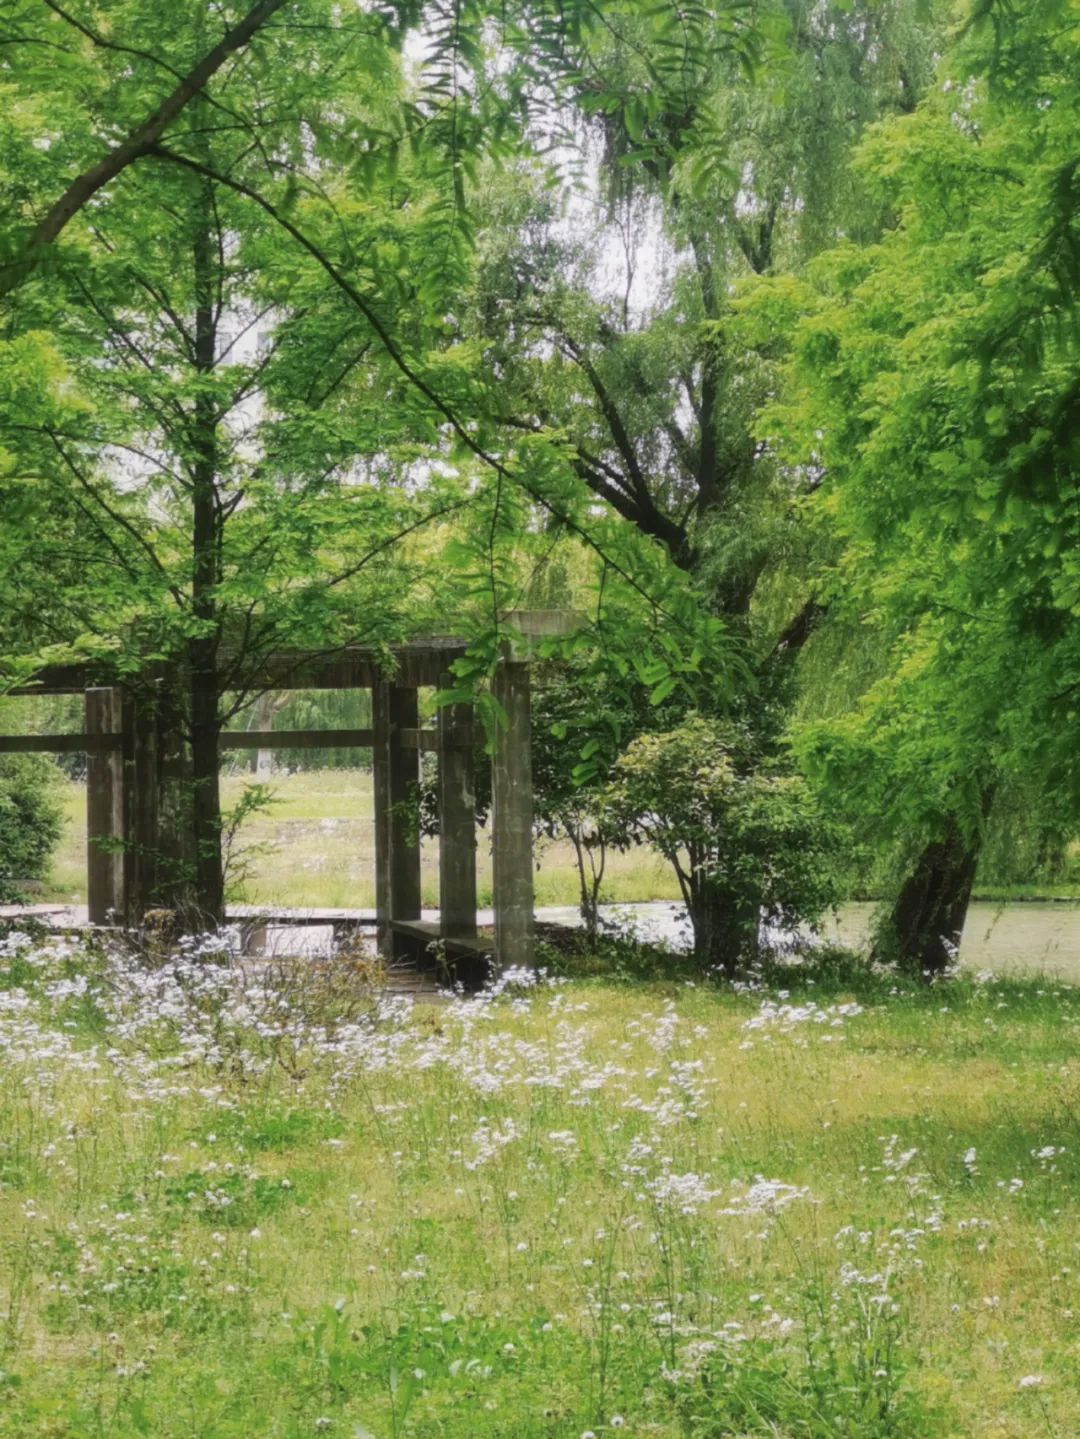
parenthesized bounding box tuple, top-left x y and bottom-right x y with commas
(491, 656, 534, 971)
(121, 688, 159, 923)
(85, 688, 124, 924)
(373, 680, 421, 961)
(373, 680, 392, 960)
(437, 673, 476, 939)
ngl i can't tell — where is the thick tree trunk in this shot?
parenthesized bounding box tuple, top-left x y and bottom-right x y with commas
(188, 173, 225, 928)
(189, 658, 223, 926)
(874, 812, 983, 977)
(689, 885, 758, 978)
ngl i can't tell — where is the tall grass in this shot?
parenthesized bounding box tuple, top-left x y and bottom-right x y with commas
(1, 930, 1078, 1436)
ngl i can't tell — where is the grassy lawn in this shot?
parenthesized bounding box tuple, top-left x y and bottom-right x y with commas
(2, 937, 1080, 1437)
(44, 770, 679, 911)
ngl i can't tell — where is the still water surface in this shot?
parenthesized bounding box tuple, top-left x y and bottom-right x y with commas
(576, 900, 1080, 981)
(828, 901, 1080, 980)
(14, 897, 1074, 977)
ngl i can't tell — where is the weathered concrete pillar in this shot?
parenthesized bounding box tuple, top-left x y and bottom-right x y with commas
(85, 688, 124, 924)
(437, 672, 476, 940)
(121, 688, 159, 924)
(373, 680, 422, 961)
(154, 678, 195, 916)
(492, 655, 534, 972)
(373, 681, 393, 959)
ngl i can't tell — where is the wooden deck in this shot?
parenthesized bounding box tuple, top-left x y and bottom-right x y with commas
(0, 903, 501, 995)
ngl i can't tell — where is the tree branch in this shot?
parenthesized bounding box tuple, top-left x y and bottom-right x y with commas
(146, 144, 699, 629)
(0, 0, 290, 294)
(34, 430, 186, 605)
(770, 597, 825, 661)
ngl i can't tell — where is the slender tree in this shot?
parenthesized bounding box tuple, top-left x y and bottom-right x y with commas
(1, 10, 475, 920)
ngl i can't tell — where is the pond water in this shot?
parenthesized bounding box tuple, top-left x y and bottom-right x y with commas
(5, 898, 1079, 979)
(245, 900, 1080, 978)
(827, 901, 1080, 980)
(562, 899, 1080, 981)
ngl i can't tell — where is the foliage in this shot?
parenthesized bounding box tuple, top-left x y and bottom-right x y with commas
(536, 926, 701, 985)
(0, 755, 63, 898)
(0, 0, 767, 923)
(601, 715, 843, 972)
(220, 781, 278, 903)
(453, 0, 949, 949)
(226, 691, 375, 774)
(530, 656, 693, 935)
(419, 648, 692, 934)
(0, 0, 496, 917)
(3, 0, 1076, 937)
(466, 0, 944, 607)
(748, 0, 1080, 935)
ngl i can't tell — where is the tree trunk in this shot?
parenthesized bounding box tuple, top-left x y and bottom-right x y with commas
(568, 822, 605, 943)
(874, 811, 983, 977)
(568, 827, 595, 940)
(189, 661, 223, 925)
(585, 834, 606, 942)
(188, 171, 225, 927)
(689, 884, 758, 978)
(251, 691, 278, 778)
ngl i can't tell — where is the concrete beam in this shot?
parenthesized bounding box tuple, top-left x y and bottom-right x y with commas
(437, 672, 477, 940)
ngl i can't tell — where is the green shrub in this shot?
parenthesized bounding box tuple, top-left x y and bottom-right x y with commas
(601, 715, 844, 975)
(0, 755, 63, 898)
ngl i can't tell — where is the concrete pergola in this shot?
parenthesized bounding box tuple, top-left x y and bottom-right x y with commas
(1, 613, 571, 977)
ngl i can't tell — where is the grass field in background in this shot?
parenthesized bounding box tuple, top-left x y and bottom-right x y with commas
(2, 942, 1079, 1437)
(44, 771, 680, 910)
(45, 772, 1080, 917)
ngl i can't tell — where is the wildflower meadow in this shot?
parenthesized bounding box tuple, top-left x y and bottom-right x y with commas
(1, 931, 1079, 1438)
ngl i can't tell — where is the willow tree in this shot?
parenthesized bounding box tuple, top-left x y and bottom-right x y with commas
(470, 0, 940, 582)
(756, 0, 1080, 972)
(455, 0, 942, 964)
